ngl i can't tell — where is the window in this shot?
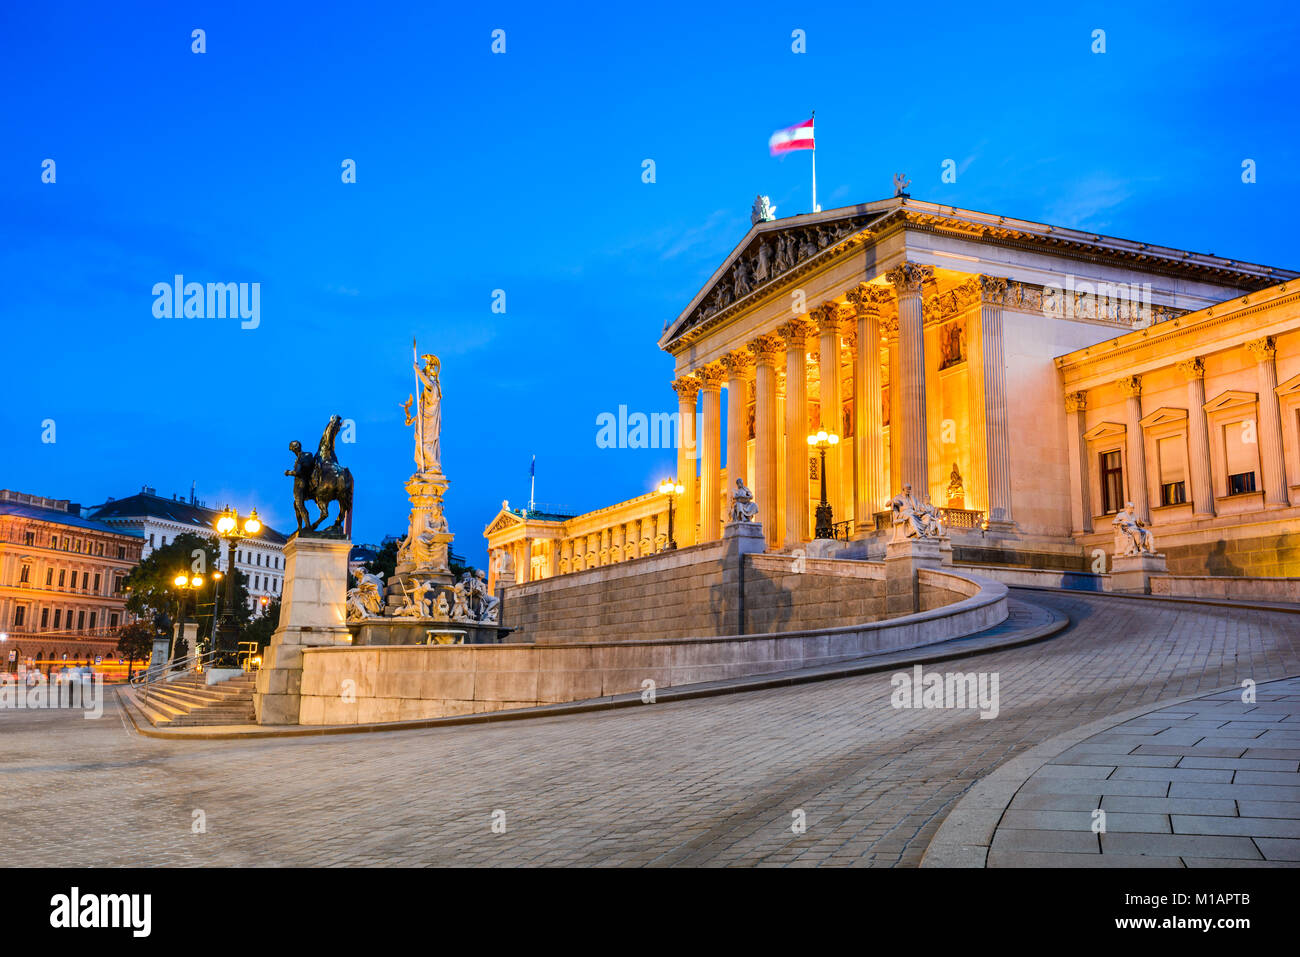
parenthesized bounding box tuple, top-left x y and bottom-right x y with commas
(89, 612, 96, 630)
(77, 610, 85, 630)
(110, 613, 119, 627)
(117, 545, 126, 559)
(114, 576, 125, 595)
(1157, 435, 1187, 506)
(149, 533, 154, 547)
(254, 575, 260, 591)
(93, 573, 101, 593)
(45, 568, 53, 586)
(1223, 421, 1258, 496)
(1100, 450, 1124, 514)
(58, 569, 66, 587)
(257, 553, 262, 566)
(19, 564, 30, 584)
(23, 531, 34, 545)
(14, 606, 25, 628)
(51, 535, 59, 549)
(81, 571, 89, 589)
(53, 610, 61, 629)
(41, 608, 49, 629)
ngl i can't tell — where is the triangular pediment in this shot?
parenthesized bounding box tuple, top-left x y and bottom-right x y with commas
(484, 510, 521, 536)
(1276, 372, 1300, 397)
(1083, 421, 1127, 440)
(1203, 389, 1257, 413)
(660, 201, 899, 348)
(1139, 406, 1188, 428)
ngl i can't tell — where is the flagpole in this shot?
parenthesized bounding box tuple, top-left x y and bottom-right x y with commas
(529, 455, 536, 511)
(810, 110, 819, 213)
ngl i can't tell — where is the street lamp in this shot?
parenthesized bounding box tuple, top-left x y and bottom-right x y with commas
(170, 573, 204, 666)
(807, 429, 841, 539)
(657, 478, 684, 550)
(212, 506, 262, 668)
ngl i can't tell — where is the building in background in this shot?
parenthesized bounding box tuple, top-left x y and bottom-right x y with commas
(87, 486, 288, 614)
(0, 489, 145, 669)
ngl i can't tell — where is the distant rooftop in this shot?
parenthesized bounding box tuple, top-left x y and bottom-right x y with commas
(87, 487, 288, 545)
(0, 490, 144, 538)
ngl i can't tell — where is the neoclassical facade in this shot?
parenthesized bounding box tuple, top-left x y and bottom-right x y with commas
(488, 196, 1299, 578)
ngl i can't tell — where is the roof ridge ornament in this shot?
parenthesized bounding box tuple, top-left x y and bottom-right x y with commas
(751, 194, 776, 225)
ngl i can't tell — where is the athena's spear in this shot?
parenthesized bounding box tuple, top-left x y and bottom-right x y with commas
(412, 336, 424, 473)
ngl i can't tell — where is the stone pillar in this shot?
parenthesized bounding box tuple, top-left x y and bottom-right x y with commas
(1178, 357, 1215, 517)
(977, 277, 1014, 532)
(848, 283, 890, 532)
(885, 316, 901, 497)
(547, 540, 560, 577)
(253, 535, 352, 725)
(749, 334, 782, 546)
(1118, 375, 1150, 523)
(814, 303, 845, 519)
(778, 319, 811, 547)
(672, 375, 701, 547)
(723, 350, 753, 512)
(886, 263, 934, 495)
(1064, 391, 1093, 533)
(1248, 337, 1291, 507)
(520, 537, 534, 582)
(697, 364, 724, 542)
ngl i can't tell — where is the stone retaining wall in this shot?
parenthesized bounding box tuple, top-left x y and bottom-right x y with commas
(1150, 574, 1300, 603)
(294, 569, 1008, 725)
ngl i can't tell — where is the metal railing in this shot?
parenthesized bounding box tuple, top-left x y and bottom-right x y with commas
(873, 508, 985, 531)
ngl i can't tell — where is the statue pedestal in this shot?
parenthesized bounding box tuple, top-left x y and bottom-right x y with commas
(722, 520, 767, 552)
(254, 534, 352, 725)
(885, 537, 945, 616)
(1111, 552, 1167, 594)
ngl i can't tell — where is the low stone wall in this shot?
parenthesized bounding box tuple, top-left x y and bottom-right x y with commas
(950, 563, 1110, 591)
(1150, 575, 1300, 603)
(295, 569, 1009, 726)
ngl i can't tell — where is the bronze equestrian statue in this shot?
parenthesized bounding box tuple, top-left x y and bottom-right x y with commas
(285, 414, 354, 536)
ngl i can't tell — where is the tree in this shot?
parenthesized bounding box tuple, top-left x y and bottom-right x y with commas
(115, 621, 157, 681)
(371, 539, 399, 582)
(243, 598, 281, 654)
(122, 532, 250, 645)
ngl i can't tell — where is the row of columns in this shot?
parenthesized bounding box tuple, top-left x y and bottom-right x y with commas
(672, 263, 1012, 549)
(1064, 336, 1291, 532)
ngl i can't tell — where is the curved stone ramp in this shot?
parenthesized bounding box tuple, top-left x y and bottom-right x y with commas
(922, 674, 1300, 867)
(116, 595, 1066, 740)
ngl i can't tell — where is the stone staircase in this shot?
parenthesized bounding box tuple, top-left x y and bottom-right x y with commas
(122, 672, 257, 727)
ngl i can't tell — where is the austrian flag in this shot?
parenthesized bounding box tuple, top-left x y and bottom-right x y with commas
(769, 117, 815, 155)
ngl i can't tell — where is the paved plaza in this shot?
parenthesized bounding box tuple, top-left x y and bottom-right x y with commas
(3, 589, 1299, 867)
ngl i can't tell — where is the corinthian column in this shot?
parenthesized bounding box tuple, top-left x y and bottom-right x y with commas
(977, 276, 1014, 531)
(722, 350, 753, 517)
(672, 375, 700, 546)
(847, 283, 891, 530)
(813, 303, 846, 522)
(778, 320, 812, 547)
(886, 262, 934, 495)
(697, 363, 725, 541)
(1178, 357, 1215, 516)
(1118, 375, 1150, 523)
(884, 315, 901, 496)
(749, 334, 782, 545)
(1248, 337, 1291, 506)
(1064, 391, 1092, 533)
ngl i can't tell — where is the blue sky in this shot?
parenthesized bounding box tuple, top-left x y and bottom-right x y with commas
(3, 1, 1298, 565)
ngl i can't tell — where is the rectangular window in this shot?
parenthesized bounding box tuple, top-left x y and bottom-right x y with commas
(82, 571, 89, 589)
(58, 569, 66, 587)
(24, 531, 34, 545)
(110, 613, 119, 627)
(53, 609, 61, 629)
(117, 545, 126, 559)
(149, 533, 154, 546)
(1157, 436, 1187, 506)
(1100, 450, 1124, 514)
(93, 573, 101, 593)
(40, 608, 49, 628)
(19, 564, 30, 583)
(51, 535, 59, 550)
(14, 606, 25, 628)
(46, 568, 54, 586)
(77, 610, 85, 630)
(89, 612, 97, 630)
(1224, 421, 1258, 495)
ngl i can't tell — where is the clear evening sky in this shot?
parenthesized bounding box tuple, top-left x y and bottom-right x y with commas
(3, 1, 1298, 566)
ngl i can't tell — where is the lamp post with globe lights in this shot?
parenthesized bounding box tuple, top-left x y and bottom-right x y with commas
(212, 506, 262, 668)
(807, 430, 840, 539)
(657, 478, 684, 550)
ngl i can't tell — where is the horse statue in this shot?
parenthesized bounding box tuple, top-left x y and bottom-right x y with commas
(287, 414, 354, 536)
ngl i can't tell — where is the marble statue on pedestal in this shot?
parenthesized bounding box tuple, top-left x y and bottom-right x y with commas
(346, 570, 386, 621)
(392, 578, 436, 618)
(404, 349, 442, 475)
(1112, 502, 1157, 556)
(890, 485, 944, 541)
(730, 479, 759, 522)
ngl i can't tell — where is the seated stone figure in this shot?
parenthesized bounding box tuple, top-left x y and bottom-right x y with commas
(889, 484, 940, 540)
(345, 570, 386, 621)
(730, 478, 759, 522)
(473, 569, 500, 624)
(1112, 501, 1156, 556)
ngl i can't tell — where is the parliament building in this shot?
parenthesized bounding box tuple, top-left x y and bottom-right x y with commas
(485, 197, 1300, 586)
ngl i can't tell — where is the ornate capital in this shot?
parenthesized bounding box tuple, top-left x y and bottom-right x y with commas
(747, 334, 783, 367)
(775, 318, 813, 348)
(671, 375, 701, 401)
(885, 262, 934, 294)
(1117, 374, 1142, 399)
(1246, 336, 1276, 363)
(846, 282, 893, 318)
(695, 362, 726, 390)
(811, 302, 847, 334)
(1064, 390, 1088, 414)
(721, 350, 753, 379)
(977, 274, 1008, 302)
(842, 328, 858, 351)
(1176, 357, 1205, 381)
(880, 315, 900, 339)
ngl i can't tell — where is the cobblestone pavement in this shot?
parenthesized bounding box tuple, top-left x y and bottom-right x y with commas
(3, 590, 1299, 867)
(989, 676, 1300, 867)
